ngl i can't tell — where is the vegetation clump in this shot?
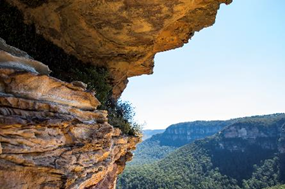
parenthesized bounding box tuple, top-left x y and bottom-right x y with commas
(0, 1, 140, 135)
(106, 100, 142, 135)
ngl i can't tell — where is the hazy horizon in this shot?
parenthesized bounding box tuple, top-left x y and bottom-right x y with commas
(141, 112, 285, 131)
(121, 0, 285, 130)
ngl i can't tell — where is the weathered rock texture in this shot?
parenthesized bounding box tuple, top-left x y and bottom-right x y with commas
(0, 44, 140, 189)
(220, 120, 285, 152)
(6, 0, 232, 97)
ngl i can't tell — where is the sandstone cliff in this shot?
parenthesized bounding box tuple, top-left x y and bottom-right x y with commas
(219, 117, 285, 152)
(6, 0, 232, 97)
(0, 41, 140, 189)
(151, 120, 233, 147)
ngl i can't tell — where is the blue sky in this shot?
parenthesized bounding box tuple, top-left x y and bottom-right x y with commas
(121, 0, 285, 129)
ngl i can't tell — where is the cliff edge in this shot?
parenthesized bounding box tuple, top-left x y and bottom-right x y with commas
(0, 40, 140, 189)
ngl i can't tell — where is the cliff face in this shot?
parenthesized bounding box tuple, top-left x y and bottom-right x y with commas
(0, 41, 140, 189)
(126, 121, 229, 165)
(152, 120, 232, 147)
(6, 0, 231, 97)
(219, 121, 284, 152)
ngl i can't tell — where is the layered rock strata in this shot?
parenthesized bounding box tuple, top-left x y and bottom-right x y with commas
(221, 121, 285, 152)
(6, 0, 232, 97)
(0, 44, 139, 189)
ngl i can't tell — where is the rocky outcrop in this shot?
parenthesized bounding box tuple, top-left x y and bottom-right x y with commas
(0, 38, 31, 59)
(6, 0, 232, 97)
(0, 43, 140, 189)
(0, 39, 50, 75)
(219, 118, 285, 152)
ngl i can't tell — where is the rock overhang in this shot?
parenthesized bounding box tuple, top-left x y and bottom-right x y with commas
(6, 0, 232, 98)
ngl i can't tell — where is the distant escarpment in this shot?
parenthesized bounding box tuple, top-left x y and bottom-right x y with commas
(0, 39, 140, 189)
(129, 120, 233, 165)
(153, 120, 235, 147)
(118, 114, 285, 189)
(127, 116, 283, 166)
(2, 0, 232, 97)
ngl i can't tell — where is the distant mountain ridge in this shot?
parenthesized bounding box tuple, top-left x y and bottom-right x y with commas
(131, 114, 285, 166)
(130, 119, 232, 165)
(149, 114, 285, 147)
(118, 113, 285, 189)
(151, 120, 234, 147)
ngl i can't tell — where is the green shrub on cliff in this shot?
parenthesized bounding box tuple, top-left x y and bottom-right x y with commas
(106, 100, 142, 135)
(70, 66, 112, 106)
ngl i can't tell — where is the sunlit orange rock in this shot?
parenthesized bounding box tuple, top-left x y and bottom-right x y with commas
(7, 0, 232, 98)
(0, 46, 140, 189)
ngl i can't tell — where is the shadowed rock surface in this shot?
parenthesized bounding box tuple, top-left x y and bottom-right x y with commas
(6, 0, 232, 97)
